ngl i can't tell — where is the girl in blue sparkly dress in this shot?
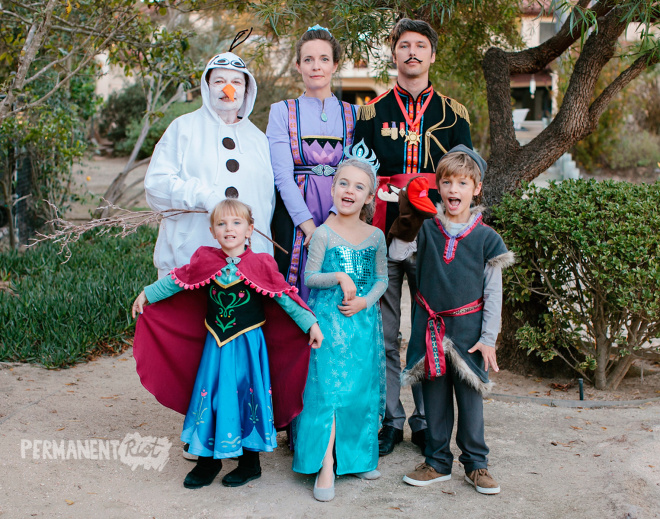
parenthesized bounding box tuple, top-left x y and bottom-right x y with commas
(292, 142, 388, 501)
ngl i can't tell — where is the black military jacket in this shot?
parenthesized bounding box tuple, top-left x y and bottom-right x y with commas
(354, 82, 473, 233)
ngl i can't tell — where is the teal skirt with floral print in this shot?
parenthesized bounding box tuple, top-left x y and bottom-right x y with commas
(181, 328, 277, 459)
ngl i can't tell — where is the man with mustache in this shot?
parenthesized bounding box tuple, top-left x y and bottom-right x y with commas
(353, 18, 473, 457)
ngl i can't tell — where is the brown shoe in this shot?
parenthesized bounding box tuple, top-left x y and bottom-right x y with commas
(465, 468, 500, 494)
(402, 462, 451, 487)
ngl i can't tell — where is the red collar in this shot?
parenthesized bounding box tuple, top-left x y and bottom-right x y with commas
(394, 82, 434, 102)
(393, 83, 434, 134)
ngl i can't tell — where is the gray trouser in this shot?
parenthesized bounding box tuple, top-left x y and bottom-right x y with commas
(422, 360, 489, 474)
(381, 256, 426, 432)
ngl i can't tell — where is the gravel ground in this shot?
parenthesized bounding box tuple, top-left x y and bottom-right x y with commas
(1, 351, 659, 519)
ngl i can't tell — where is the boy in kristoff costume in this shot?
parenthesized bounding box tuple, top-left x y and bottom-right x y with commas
(353, 18, 472, 456)
(145, 51, 275, 279)
(401, 146, 515, 494)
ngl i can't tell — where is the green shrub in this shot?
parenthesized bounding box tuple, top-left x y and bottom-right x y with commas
(1, 72, 94, 236)
(608, 130, 660, 169)
(0, 227, 157, 367)
(114, 98, 202, 159)
(492, 180, 660, 390)
(98, 83, 148, 146)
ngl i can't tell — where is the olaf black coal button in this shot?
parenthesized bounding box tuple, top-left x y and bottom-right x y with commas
(222, 137, 236, 150)
(226, 159, 239, 172)
(225, 187, 239, 198)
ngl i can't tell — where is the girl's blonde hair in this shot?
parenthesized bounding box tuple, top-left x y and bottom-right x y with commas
(332, 159, 376, 222)
(209, 199, 255, 226)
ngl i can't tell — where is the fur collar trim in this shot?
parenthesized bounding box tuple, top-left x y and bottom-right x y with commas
(401, 337, 494, 396)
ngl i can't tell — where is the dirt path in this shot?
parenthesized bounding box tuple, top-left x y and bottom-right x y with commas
(68, 155, 149, 220)
(1, 352, 659, 519)
(3, 155, 659, 517)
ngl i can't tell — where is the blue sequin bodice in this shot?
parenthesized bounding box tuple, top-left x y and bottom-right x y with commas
(330, 245, 378, 297)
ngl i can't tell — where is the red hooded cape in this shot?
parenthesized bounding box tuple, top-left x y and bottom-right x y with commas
(133, 247, 313, 429)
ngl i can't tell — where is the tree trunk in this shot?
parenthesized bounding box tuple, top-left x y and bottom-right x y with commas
(1, 178, 16, 249)
(594, 332, 610, 390)
(606, 355, 635, 390)
(94, 121, 153, 218)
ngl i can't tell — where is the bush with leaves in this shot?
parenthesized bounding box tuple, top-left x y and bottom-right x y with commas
(608, 130, 660, 170)
(493, 180, 660, 390)
(98, 83, 148, 147)
(0, 84, 92, 246)
(0, 227, 156, 367)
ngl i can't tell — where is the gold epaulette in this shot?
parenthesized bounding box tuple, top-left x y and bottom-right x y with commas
(357, 90, 389, 121)
(446, 96, 471, 126)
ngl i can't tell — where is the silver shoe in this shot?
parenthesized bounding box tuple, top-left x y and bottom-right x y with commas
(313, 471, 335, 502)
(350, 469, 381, 480)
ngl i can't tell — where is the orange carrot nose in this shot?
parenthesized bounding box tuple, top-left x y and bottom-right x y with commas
(222, 84, 236, 102)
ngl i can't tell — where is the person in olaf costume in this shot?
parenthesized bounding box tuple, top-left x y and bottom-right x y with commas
(144, 51, 275, 279)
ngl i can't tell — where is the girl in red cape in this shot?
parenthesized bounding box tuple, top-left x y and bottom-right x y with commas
(132, 199, 323, 490)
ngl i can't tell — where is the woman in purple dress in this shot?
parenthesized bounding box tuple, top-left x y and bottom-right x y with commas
(267, 25, 356, 301)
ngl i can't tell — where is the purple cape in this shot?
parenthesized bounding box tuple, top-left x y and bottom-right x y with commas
(133, 247, 313, 429)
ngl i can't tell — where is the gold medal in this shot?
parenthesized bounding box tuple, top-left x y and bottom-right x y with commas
(405, 130, 420, 145)
(393, 84, 435, 149)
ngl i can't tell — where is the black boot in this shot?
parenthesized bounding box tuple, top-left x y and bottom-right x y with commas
(221, 450, 262, 487)
(183, 456, 223, 489)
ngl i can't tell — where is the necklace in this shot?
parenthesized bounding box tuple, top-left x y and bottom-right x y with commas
(393, 85, 434, 146)
(320, 99, 328, 122)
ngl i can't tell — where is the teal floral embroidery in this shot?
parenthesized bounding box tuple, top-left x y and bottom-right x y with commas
(248, 387, 259, 424)
(194, 389, 208, 425)
(209, 287, 251, 332)
(266, 387, 274, 424)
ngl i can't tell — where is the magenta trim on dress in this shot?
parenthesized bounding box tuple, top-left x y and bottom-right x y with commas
(435, 214, 483, 264)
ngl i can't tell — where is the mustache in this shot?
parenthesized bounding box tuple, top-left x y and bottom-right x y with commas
(404, 57, 423, 64)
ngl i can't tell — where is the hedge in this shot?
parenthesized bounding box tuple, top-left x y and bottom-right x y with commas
(0, 227, 157, 367)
